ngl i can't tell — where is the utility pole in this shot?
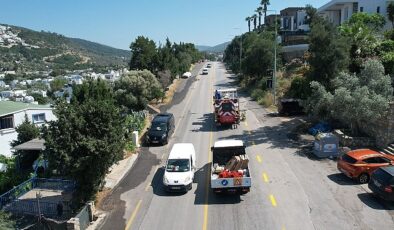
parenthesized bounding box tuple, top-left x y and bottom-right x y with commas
(266, 10, 279, 106)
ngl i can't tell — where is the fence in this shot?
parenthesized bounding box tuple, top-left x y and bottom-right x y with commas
(0, 177, 76, 218)
(74, 203, 91, 230)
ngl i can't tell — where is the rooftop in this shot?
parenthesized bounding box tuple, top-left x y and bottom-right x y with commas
(0, 101, 51, 116)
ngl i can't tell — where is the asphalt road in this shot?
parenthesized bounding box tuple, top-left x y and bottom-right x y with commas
(99, 62, 394, 230)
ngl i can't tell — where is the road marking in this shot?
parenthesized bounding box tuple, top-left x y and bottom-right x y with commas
(262, 172, 269, 183)
(144, 182, 151, 191)
(244, 121, 248, 127)
(203, 63, 215, 230)
(282, 226, 286, 230)
(252, 140, 256, 146)
(256, 155, 262, 163)
(125, 199, 142, 230)
(269, 194, 277, 207)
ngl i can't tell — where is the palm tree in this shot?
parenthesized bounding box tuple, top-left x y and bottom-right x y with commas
(256, 7, 263, 28)
(260, 0, 270, 25)
(252, 14, 258, 31)
(245, 16, 252, 32)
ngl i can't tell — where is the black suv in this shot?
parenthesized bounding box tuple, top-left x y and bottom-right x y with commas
(368, 166, 394, 201)
(145, 113, 175, 145)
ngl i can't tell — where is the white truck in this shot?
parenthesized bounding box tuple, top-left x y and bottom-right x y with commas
(210, 140, 251, 194)
(163, 143, 196, 192)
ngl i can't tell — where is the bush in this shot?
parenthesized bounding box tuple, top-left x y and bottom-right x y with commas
(251, 88, 265, 101)
(257, 92, 274, 107)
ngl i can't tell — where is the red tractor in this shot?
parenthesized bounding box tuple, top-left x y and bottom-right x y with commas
(213, 88, 241, 128)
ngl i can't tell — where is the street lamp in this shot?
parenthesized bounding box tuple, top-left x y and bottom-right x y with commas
(233, 28, 243, 74)
(265, 10, 279, 106)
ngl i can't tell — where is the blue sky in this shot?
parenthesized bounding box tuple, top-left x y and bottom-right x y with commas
(0, 0, 326, 50)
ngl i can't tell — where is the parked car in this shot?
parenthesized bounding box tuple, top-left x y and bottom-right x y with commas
(337, 149, 394, 183)
(182, 72, 192, 78)
(145, 113, 175, 145)
(206, 63, 212, 68)
(368, 166, 394, 201)
(202, 68, 209, 75)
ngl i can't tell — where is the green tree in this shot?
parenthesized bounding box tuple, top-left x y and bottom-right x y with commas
(388, 2, 394, 29)
(308, 18, 349, 89)
(305, 5, 318, 25)
(0, 211, 15, 230)
(129, 36, 158, 72)
(114, 70, 164, 111)
(260, 0, 270, 25)
(50, 77, 68, 92)
(256, 7, 263, 28)
(10, 115, 40, 169)
(306, 59, 393, 134)
(43, 80, 126, 203)
(340, 13, 386, 73)
(30, 93, 50, 105)
(242, 36, 274, 79)
(245, 17, 252, 32)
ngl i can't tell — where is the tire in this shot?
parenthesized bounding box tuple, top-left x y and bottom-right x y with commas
(358, 173, 370, 184)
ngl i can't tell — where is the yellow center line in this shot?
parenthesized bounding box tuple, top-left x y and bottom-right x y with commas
(269, 194, 277, 207)
(252, 140, 256, 146)
(203, 63, 215, 230)
(282, 226, 286, 230)
(244, 121, 248, 127)
(256, 155, 262, 163)
(125, 199, 143, 230)
(262, 172, 269, 183)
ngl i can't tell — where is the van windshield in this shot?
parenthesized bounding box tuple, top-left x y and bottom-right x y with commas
(166, 159, 190, 172)
(151, 123, 167, 131)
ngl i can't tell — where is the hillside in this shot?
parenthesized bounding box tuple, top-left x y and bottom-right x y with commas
(196, 41, 230, 53)
(0, 24, 130, 73)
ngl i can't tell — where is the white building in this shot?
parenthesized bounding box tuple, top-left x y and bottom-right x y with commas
(318, 0, 394, 29)
(0, 101, 56, 157)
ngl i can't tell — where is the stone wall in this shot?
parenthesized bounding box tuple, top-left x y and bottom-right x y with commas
(360, 102, 394, 148)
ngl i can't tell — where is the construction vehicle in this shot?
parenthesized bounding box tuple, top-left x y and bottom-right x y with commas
(213, 88, 241, 127)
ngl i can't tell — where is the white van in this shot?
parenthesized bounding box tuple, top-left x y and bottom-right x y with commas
(163, 143, 196, 192)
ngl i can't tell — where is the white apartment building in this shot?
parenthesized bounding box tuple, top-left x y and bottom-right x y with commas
(0, 101, 56, 157)
(318, 0, 394, 29)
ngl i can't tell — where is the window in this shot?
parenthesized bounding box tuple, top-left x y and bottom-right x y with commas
(32, 113, 46, 124)
(363, 157, 390, 164)
(0, 115, 14, 130)
(342, 154, 357, 164)
(360, 7, 364, 12)
(377, 6, 380, 13)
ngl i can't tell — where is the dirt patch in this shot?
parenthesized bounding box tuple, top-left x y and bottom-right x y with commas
(95, 188, 112, 210)
(162, 79, 181, 104)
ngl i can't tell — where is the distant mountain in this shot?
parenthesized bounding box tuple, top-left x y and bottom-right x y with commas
(196, 41, 230, 53)
(0, 23, 130, 73)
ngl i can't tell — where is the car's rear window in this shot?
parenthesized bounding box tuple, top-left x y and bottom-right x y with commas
(373, 168, 393, 183)
(342, 154, 357, 164)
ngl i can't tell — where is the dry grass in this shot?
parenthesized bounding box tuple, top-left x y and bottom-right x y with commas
(162, 79, 181, 104)
(95, 188, 112, 210)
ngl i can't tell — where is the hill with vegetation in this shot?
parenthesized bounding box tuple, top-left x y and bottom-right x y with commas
(196, 41, 230, 53)
(0, 24, 130, 73)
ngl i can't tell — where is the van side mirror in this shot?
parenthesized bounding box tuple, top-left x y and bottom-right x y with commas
(210, 147, 214, 151)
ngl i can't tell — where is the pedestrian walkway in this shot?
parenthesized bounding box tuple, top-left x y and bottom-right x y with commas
(104, 153, 139, 189)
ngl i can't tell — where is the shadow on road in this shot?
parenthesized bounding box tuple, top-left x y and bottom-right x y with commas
(327, 173, 359, 186)
(357, 193, 394, 210)
(151, 167, 186, 197)
(194, 163, 243, 205)
(99, 149, 161, 230)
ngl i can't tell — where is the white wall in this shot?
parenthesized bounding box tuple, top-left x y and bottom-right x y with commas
(0, 108, 56, 157)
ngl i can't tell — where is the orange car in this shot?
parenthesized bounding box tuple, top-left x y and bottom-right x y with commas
(337, 149, 394, 183)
